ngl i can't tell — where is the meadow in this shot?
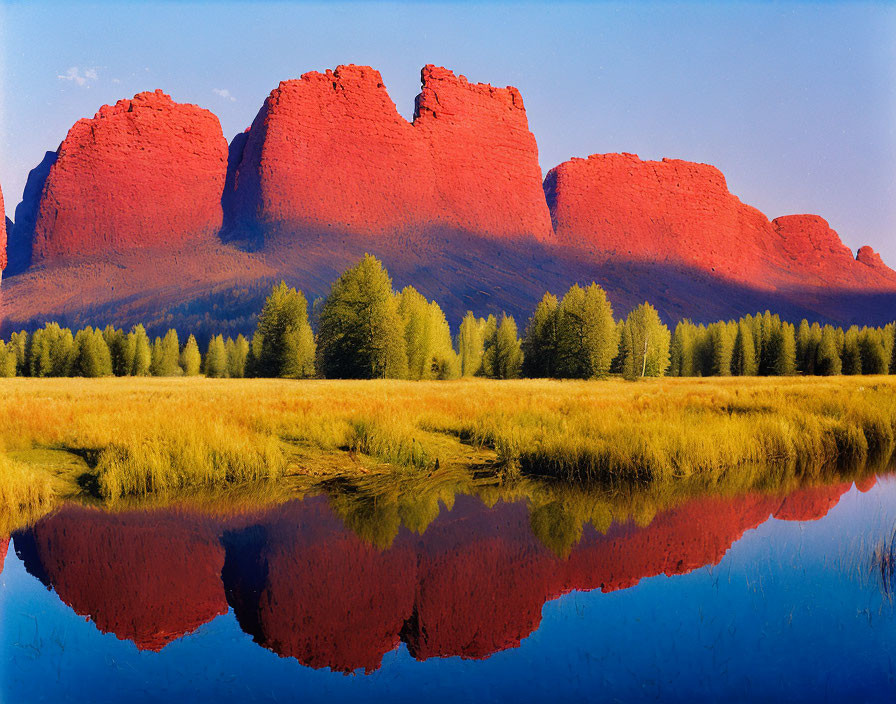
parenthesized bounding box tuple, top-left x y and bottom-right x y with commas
(0, 375, 894, 530)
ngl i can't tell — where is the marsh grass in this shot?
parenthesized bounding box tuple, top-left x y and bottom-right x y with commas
(0, 377, 893, 507)
(0, 452, 57, 534)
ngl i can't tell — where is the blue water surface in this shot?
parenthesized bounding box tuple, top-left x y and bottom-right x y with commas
(2, 477, 894, 703)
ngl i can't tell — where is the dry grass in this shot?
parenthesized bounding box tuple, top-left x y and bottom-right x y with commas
(0, 452, 58, 534)
(0, 377, 893, 508)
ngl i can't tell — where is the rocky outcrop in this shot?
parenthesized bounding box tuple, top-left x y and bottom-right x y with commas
(545, 153, 896, 293)
(226, 64, 553, 243)
(31, 90, 228, 263)
(0, 537, 8, 575)
(857, 245, 892, 273)
(773, 215, 896, 289)
(0, 182, 6, 272)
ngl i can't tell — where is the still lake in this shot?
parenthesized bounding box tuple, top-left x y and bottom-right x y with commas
(2, 474, 895, 703)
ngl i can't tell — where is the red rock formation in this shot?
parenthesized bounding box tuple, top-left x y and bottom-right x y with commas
(20, 506, 228, 651)
(773, 482, 853, 522)
(31, 90, 228, 263)
(0, 537, 8, 575)
(773, 216, 896, 289)
(228, 64, 553, 243)
(857, 246, 891, 272)
(0, 182, 6, 272)
(545, 153, 896, 292)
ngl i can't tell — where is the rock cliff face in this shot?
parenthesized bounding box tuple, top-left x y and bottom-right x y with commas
(544, 153, 896, 292)
(31, 90, 228, 263)
(226, 64, 553, 243)
(3, 68, 895, 332)
(0, 183, 6, 272)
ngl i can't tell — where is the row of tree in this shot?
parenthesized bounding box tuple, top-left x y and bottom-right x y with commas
(1, 255, 894, 379)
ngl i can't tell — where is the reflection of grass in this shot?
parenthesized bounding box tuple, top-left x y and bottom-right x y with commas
(873, 527, 896, 600)
(0, 377, 893, 506)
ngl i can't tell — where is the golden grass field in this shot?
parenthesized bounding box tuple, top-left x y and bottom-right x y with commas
(0, 376, 894, 535)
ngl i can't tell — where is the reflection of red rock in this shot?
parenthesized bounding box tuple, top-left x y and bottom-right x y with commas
(544, 153, 896, 292)
(773, 482, 853, 522)
(405, 497, 560, 660)
(562, 493, 784, 594)
(10, 476, 856, 668)
(855, 476, 878, 493)
(32, 90, 228, 263)
(19, 506, 227, 651)
(228, 64, 552, 243)
(223, 497, 416, 673)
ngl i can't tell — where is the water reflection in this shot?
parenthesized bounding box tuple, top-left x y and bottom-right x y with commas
(4, 475, 876, 674)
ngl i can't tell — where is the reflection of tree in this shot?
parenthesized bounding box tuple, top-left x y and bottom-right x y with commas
(529, 502, 582, 558)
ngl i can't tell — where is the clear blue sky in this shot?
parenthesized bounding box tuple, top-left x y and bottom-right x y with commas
(1, 1, 894, 264)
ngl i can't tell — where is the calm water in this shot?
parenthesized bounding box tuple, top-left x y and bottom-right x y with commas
(2, 475, 895, 703)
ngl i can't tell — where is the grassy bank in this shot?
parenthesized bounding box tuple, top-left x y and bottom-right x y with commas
(0, 377, 893, 508)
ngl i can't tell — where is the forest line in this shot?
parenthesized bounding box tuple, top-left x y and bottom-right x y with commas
(1, 255, 894, 380)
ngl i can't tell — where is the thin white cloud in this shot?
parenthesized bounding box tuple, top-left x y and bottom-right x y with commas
(213, 88, 236, 102)
(57, 66, 99, 87)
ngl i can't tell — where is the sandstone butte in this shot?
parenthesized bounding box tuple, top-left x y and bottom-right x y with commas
(225, 64, 554, 242)
(13, 477, 863, 668)
(544, 153, 896, 292)
(30, 90, 229, 264)
(0, 182, 6, 272)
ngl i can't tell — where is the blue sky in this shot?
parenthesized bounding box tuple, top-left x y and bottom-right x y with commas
(1, 1, 894, 264)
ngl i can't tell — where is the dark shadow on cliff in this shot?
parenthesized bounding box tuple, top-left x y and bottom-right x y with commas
(3, 225, 895, 339)
(6, 151, 57, 275)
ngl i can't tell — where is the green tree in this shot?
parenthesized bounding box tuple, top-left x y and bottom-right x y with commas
(398, 287, 458, 380)
(858, 328, 889, 375)
(731, 319, 758, 376)
(670, 321, 700, 377)
(127, 325, 152, 376)
(457, 312, 485, 377)
(70, 327, 113, 377)
(180, 334, 202, 376)
(521, 293, 560, 378)
(226, 335, 250, 378)
(489, 314, 523, 379)
(621, 302, 671, 379)
(204, 335, 228, 378)
(252, 281, 316, 378)
(27, 323, 74, 377)
(317, 255, 408, 379)
(9, 332, 28, 376)
(815, 325, 842, 376)
(768, 322, 797, 376)
(151, 329, 182, 376)
(555, 283, 617, 379)
(890, 323, 896, 374)
(842, 326, 862, 375)
(0, 342, 18, 377)
(708, 321, 736, 376)
(102, 326, 129, 376)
